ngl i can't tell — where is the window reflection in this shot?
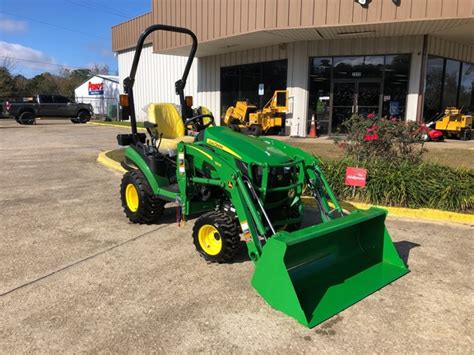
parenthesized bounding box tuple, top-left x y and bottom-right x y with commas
(423, 56, 474, 120)
(459, 62, 474, 113)
(424, 57, 444, 120)
(443, 59, 461, 108)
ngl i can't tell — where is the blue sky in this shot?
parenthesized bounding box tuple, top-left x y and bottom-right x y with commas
(0, 0, 150, 77)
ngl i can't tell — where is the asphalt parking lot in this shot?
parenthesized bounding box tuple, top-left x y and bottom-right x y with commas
(1, 119, 473, 353)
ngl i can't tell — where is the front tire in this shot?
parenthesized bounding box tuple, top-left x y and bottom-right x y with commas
(120, 170, 165, 224)
(192, 211, 241, 263)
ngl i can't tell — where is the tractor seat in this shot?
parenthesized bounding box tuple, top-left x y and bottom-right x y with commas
(147, 103, 194, 156)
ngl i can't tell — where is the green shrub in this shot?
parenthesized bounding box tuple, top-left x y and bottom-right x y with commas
(320, 158, 474, 213)
(323, 114, 474, 212)
(335, 114, 425, 164)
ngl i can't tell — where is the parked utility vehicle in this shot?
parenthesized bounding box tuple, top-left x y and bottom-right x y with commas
(4, 94, 93, 125)
(116, 24, 409, 328)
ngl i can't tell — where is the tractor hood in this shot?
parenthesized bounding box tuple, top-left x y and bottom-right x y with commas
(203, 127, 293, 165)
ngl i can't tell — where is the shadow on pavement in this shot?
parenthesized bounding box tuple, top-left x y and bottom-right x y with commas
(394, 241, 420, 267)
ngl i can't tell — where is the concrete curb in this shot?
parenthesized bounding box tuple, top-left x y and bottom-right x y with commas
(97, 151, 126, 173)
(97, 150, 474, 225)
(88, 121, 146, 131)
(301, 197, 473, 224)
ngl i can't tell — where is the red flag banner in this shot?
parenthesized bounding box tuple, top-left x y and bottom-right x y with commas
(345, 167, 368, 187)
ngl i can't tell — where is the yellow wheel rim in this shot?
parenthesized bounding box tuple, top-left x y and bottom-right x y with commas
(125, 183, 139, 212)
(198, 224, 222, 256)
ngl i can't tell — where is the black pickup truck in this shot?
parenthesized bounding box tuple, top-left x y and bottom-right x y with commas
(3, 94, 94, 125)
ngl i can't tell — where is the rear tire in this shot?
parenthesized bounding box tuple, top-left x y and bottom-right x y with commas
(120, 170, 165, 224)
(192, 211, 241, 263)
(19, 111, 35, 125)
(77, 110, 91, 123)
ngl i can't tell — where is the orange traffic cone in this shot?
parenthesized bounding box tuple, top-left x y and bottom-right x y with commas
(309, 114, 317, 138)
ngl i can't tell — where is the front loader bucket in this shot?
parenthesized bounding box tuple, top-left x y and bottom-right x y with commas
(251, 208, 409, 328)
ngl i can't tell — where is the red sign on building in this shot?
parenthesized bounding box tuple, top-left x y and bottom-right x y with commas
(345, 167, 368, 187)
(88, 82, 104, 95)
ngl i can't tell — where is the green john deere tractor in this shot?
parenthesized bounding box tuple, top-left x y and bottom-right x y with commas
(116, 24, 409, 328)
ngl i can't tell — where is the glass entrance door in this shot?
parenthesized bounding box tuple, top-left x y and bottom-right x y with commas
(332, 82, 356, 133)
(330, 79, 382, 133)
(357, 81, 381, 117)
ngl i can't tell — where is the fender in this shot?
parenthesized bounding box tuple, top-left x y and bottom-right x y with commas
(124, 146, 177, 200)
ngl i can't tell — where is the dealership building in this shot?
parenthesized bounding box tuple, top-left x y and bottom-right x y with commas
(112, 0, 474, 136)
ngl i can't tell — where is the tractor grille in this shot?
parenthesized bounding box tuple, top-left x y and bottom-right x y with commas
(251, 165, 299, 205)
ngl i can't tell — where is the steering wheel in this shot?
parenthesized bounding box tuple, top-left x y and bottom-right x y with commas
(184, 113, 214, 131)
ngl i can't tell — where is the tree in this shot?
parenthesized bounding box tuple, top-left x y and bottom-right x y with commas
(58, 68, 91, 98)
(26, 73, 60, 95)
(89, 63, 110, 75)
(13, 75, 29, 97)
(0, 67, 16, 98)
(1, 56, 17, 72)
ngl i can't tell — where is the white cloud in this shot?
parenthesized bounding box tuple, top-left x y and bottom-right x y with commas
(0, 41, 68, 75)
(0, 17, 27, 32)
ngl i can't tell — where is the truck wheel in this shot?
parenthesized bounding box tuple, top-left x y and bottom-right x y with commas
(77, 110, 91, 123)
(192, 211, 241, 263)
(120, 170, 165, 224)
(19, 111, 35, 125)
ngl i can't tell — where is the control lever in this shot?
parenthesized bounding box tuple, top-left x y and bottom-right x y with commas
(144, 121, 159, 152)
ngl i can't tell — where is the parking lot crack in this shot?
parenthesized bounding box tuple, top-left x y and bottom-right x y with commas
(0, 226, 166, 297)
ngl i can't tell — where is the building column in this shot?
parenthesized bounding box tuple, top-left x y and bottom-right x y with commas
(405, 36, 425, 121)
(287, 41, 309, 137)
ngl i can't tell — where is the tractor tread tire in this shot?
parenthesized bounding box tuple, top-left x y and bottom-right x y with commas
(192, 210, 241, 263)
(120, 170, 165, 224)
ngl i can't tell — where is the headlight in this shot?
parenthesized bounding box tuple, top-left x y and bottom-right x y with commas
(288, 188, 295, 198)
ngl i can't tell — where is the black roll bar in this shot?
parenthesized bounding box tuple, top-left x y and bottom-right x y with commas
(122, 24, 198, 141)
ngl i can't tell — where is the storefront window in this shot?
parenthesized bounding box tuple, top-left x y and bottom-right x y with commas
(382, 55, 411, 119)
(442, 59, 461, 108)
(308, 54, 411, 134)
(423, 56, 444, 120)
(309, 57, 332, 134)
(459, 62, 474, 113)
(333, 56, 384, 79)
(220, 59, 287, 116)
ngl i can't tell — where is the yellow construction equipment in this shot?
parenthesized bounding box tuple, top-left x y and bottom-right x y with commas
(435, 107, 472, 140)
(223, 90, 288, 135)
